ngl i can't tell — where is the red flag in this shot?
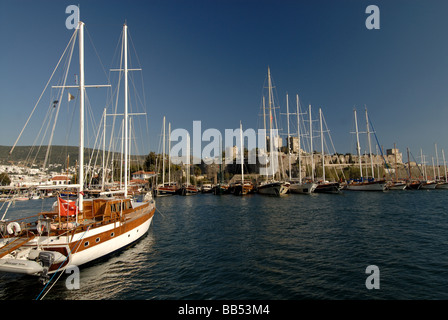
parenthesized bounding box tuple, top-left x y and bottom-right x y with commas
(58, 197, 77, 217)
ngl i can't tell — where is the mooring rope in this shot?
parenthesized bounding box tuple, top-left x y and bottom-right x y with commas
(35, 225, 90, 300)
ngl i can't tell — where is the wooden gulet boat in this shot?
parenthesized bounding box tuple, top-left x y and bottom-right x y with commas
(0, 22, 156, 284)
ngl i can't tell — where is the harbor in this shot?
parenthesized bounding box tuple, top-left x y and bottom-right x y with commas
(1, 1, 448, 302)
(1, 190, 447, 300)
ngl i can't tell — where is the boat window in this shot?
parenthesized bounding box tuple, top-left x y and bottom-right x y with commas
(95, 237, 100, 243)
(110, 232, 115, 237)
(84, 241, 89, 247)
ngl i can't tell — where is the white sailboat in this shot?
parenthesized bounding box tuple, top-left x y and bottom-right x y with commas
(233, 121, 254, 196)
(346, 108, 386, 191)
(257, 68, 289, 196)
(155, 117, 178, 196)
(436, 148, 448, 189)
(313, 107, 341, 194)
(419, 149, 437, 189)
(0, 22, 155, 284)
(289, 95, 317, 194)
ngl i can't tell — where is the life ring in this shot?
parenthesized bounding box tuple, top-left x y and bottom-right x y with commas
(7, 222, 21, 235)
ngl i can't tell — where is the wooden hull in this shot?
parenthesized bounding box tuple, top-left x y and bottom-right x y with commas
(233, 184, 254, 196)
(179, 186, 199, 196)
(155, 187, 178, 197)
(0, 197, 155, 279)
(314, 182, 341, 194)
(346, 180, 386, 191)
(212, 185, 230, 195)
(406, 181, 422, 190)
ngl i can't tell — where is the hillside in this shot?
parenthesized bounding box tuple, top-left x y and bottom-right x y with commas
(0, 145, 145, 167)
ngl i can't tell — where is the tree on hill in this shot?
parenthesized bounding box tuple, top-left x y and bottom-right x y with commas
(0, 172, 11, 186)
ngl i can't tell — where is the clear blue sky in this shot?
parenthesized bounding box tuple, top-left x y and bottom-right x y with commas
(1, 0, 448, 163)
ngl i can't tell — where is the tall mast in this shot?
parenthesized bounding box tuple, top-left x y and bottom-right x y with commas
(319, 108, 325, 182)
(394, 143, 398, 182)
(168, 122, 171, 184)
(102, 108, 106, 190)
(365, 107, 374, 178)
(296, 95, 302, 182)
(123, 23, 129, 197)
(432, 157, 436, 181)
(78, 21, 85, 211)
(407, 147, 412, 179)
(162, 116, 166, 185)
(263, 96, 266, 141)
(420, 149, 425, 180)
(120, 119, 124, 188)
(354, 109, 363, 179)
(267, 67, 275, 180)
(240, 121, 244, 185)
(286, 93, 291, 181)
(309, 105, 314, 181)
(442, 149, 447, 182)
(435, 143, 440, 180)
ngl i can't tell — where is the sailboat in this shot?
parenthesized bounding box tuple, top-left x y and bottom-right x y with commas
(256, 68, 289, 196)
(179, 134, 199, 196)
(213, 138, 230, 195)
(419, 150, 437, 189)
(436, 148, 448, 189)
(313, 107, 341, 194)
(346, 108, 386, 191)
(0, 22, 155, 284)
(155, 117, 178, 196)
(288, 95, 317, 194)
(405, 148, 422, 190)
(233, 121, 254, 196)
(386, 143, 406, 190)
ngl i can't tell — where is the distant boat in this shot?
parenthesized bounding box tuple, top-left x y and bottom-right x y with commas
(201, 183, 213, 193)
(287, 94, 317, 195)
(156, 182, 179, 196)
(434, 145, 448, 189)
(314, 181, 341, 194)
(233, 121, 255, 196)
(418, 149, 437, 190)
(386, 143, 407, 191)
(289, 179, 317, 194)
(257, 68, 289, 197)
(213, 183, 230, 195)
(179, 184, 199, 196)
(405, 180, 422, 190)
(420, 180, 437, 189)
(313, 107, 342, 194)
(387, 181, 407, 190)
(257, 180, 289, 196)
(346, 108, 386, 192)
(155, 117, 178, 196)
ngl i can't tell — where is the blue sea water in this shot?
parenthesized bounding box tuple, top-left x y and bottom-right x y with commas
(0, 190, 447, 300)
